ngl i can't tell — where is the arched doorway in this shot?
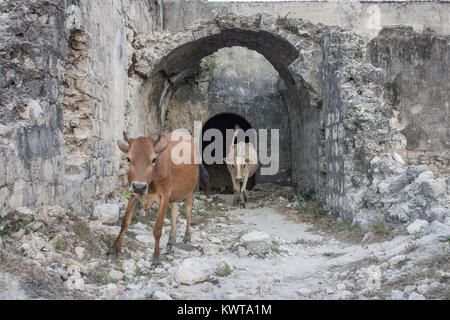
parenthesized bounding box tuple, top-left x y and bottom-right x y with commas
(137, 14, 325, 200)
(201, 113, 256, 193)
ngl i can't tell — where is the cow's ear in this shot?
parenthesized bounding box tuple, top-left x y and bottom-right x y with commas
(117, 140, 129, 153)
(154, 137, 169, 154)
(245, 158, 250, 163)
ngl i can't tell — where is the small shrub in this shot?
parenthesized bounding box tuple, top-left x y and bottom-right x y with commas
(354, 39, 364, 60)
(276, 14, 299, 35)
(200, 56, 217, 77)
(216, 262, 233, 277)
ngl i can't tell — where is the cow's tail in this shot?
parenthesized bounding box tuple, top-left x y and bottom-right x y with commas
(199, 164, 210, 195)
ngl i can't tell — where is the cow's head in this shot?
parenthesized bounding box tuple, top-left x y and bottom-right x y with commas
(117, 132, 168, 195)
(224, 155, 249, 183)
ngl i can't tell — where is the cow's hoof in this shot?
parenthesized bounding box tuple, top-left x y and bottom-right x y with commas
(243, 202, 248, 209)
(151, 262, 163, 270)
(151, 253, 162, 269)
(167, 236, 176, 250)
(107, 244, 120, 256)
(183, 232, 191, 245)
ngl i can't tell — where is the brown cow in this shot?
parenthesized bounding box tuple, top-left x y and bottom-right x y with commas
(108, 130, 210, 268)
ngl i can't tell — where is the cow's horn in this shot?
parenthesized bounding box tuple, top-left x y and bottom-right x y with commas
(123, 131, 130, 142)
(151, 134, 161, 143)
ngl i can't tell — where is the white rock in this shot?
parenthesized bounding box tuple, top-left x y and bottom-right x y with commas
(203, 244, 220, 255)
(417, 284, 431, 295)
(236, 246, 250, 258)
(93, 204, 120, 225)
(296, 288, 315, 297)
(336, 283, 346, 291)
(152, 290, 172, 300)
(415, 171, 435, 184)
(325, 287, 335, 295)
(404, 285, 416, 294)
(408, 292, 426, 300)
(426, 207, 449, 223)
(240, 231, 271, 255)
(210, 236, 222, 244)
(20, 243, 31, 255)
(365, 265, 381, 290)
(390, 290, 404, 300)
(75, 247, 85, 260)
(201, 282, 213, 293)
(122, 259, 136, 275)
(175, 258, 213, 285)
(388, 255, 407, 267)
(133, 222, 147, 230)
(109, 269, 124, 281)
(11, 229, 25, 240)
(421, 178, 446, 199)
(429, 221, 450, 235)
(14, 207, 35, 221)
(136, 234, 154, 245)
(103, 283, 123, 299)
(66, 275, 85, 290)
(171, 292, 187, 300)
(392, 153, 405, 165)
(407, 219, 429, 235)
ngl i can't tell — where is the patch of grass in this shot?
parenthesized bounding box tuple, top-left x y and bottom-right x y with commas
(394, 257, 410, 269)
(73, 219, 102, 258)
(293, 191, 363, 244)
(125, 230, 137, 240)
(276, 14, 299, 35)
(216, 262, 233, 277)
(51, 241, 65, 251)
(378, 248, 449, 299)
(368, 221, 394, 242)
(354, 39, 364, 60)
(197, 210, 211, 217)
(0, 218, 25, 238)
(200, 56, 216, 77)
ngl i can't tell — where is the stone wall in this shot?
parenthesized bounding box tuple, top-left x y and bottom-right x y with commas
(162, 0, 450, 39)
(0, 0, 68, 216)
(368, 27, 450, 173)
(61, 0, 161, 216)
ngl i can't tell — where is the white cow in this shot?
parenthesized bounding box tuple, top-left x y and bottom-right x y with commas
(224, 126, 259, 208)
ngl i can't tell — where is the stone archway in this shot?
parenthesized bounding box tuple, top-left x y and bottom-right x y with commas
(132, 14, 325, 197)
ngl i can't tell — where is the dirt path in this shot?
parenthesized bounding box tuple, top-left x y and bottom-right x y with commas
(0, 186, 448, 300)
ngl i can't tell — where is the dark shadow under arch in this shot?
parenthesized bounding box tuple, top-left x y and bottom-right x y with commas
(202, 113, 256, 193)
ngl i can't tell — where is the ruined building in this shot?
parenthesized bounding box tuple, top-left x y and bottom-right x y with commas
(0, 0, 448, 231)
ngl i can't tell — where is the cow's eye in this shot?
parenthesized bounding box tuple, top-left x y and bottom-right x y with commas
(126, 157, 131, 163)
(152, 157, 157, 165)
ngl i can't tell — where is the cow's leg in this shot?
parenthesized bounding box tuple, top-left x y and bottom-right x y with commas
(183, 192, 194, 244)
(152, 195, 169, 268)
(241, 174, 249, 208)
(231, 178, 240, 207)
(108, 194, 139, 256)
(167, 202, 179, 250)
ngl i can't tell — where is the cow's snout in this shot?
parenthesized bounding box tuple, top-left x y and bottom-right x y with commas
(235, 177, 243, 182)
(132, 182, 147, 195)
